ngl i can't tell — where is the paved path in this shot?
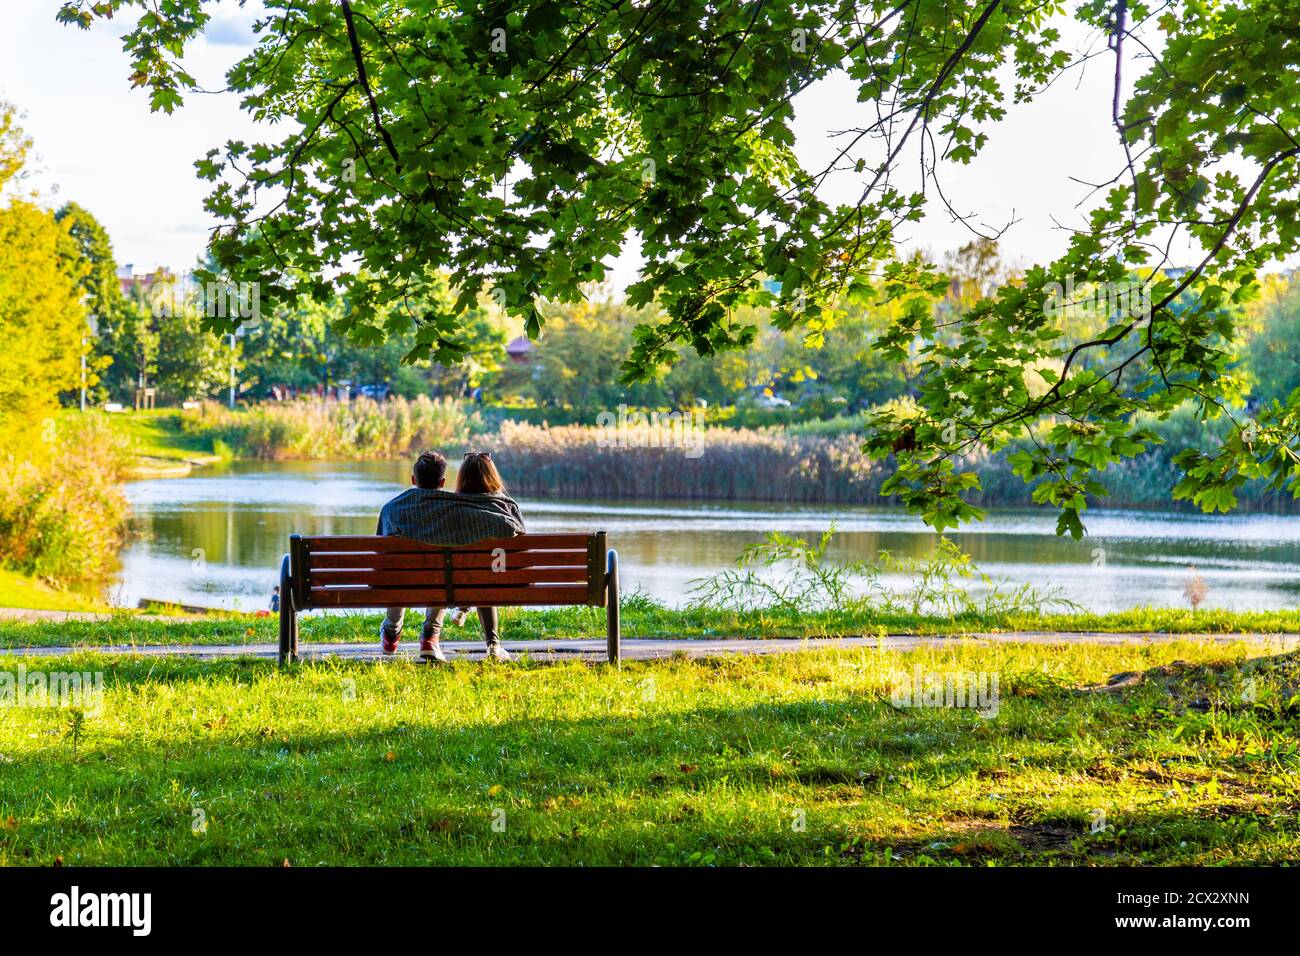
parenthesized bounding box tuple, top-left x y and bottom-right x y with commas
(3, 631, 1297, 662)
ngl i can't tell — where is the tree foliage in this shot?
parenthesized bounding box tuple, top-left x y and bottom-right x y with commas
(60, 0, 1300, 532)
(0, 104, 88, 442)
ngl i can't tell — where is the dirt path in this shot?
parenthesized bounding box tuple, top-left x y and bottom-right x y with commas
(3, 631, 1297, 662)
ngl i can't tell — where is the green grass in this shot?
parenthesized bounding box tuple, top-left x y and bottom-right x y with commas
(2, 596, 1297, 650)
(0, 569, 108, 613)
(63, 408, 224, 471)
(2, 640, 1297, 865)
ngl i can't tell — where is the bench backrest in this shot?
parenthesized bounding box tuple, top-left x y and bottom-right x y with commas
(288, 532, 608, 610)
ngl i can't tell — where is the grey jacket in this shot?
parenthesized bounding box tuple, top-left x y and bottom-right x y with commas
(376, 488, 525, 546)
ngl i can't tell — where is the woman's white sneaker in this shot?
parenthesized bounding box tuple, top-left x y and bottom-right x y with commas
(484, 643, 512, 662)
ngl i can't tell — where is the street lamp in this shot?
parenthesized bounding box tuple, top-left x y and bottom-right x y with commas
(81, 314, 99, 412)
(229, 321, 259, 409)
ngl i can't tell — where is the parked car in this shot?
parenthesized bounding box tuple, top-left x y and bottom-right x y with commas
(357, 384, 392, 400)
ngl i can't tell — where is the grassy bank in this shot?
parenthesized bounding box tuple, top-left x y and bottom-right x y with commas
(2, 600, 1299, 649)
(2, 639, 1297, 865)
(0, 570, 107, 613)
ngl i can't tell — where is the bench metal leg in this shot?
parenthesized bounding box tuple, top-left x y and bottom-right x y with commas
(606, 549, 620, 667)
(278, 553, 296, 667)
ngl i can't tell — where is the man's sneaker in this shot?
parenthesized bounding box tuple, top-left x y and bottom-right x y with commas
(420, 627, 448, 664)
(484, 642, 512, 663)
(380, 621, 401, 655)
(449, 608, 469, 627)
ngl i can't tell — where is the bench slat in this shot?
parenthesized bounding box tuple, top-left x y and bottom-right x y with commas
(307, 584, 592, 607)
(310, 567, 589, 587)
(306, 550, 586, 571)
(300, 534, 592, 553)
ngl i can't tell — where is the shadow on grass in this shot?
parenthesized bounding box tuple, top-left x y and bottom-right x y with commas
(1, 654, 1296, 865)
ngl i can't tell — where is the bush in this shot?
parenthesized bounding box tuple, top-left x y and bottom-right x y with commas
(0, 416, 130, 588)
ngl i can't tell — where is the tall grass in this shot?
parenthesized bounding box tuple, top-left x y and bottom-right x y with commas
(480, 409, 1300, 511)
(0, 416, 130, 589)
(483, 420, 886, 502)
(182, 397, 478, 460)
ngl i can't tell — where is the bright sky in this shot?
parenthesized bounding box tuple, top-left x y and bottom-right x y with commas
(2, 1, 1230, 285)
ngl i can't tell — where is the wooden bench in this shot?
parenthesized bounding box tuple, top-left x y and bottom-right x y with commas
(278, 532, 620, 666)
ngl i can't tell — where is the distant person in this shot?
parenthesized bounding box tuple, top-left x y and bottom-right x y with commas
(376, 451, 524, 663)
(270, 586, 280, 613)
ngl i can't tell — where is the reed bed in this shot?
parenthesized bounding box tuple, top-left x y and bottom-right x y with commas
(481, 421, 889, 502)
(182, 396, 477, 460)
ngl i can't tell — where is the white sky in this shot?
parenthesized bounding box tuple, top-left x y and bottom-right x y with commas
(1, 1, 1246, 286)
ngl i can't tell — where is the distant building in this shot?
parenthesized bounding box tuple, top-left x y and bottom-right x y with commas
(117, 264, 158, 297)
(506, 335, 537, 364)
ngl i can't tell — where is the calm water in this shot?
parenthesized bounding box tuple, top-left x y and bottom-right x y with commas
(113, 460, 1300, 613)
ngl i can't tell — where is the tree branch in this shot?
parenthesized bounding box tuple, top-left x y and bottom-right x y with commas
(340, 0, 401, 172)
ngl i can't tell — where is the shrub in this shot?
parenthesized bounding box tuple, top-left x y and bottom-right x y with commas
(0, 416, 130, 589)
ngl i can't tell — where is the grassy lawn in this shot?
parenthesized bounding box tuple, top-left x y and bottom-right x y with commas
(1, 596, 1298, 649)
(0, 569, 108, 613)
(1, 639, 1296, 865)
(61, 408, 225, 475)
(104, 408, 220, 462)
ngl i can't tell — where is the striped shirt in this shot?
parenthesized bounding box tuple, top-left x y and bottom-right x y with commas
(376, 488, 526, 546)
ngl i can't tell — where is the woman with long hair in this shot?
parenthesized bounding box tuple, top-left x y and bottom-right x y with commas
(448, 452, 517, 661)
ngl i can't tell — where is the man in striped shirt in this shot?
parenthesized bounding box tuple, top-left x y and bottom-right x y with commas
(376, 451, 525, 661)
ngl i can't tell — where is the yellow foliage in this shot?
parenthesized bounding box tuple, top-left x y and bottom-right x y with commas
(0, 103, 88, 451)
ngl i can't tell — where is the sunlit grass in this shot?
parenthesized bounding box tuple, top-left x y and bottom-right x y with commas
(2, 596, 1297, 649)
(69, 408, 220, 463)
(0, 569, 107, 613)
(1, 640, 1296, 865)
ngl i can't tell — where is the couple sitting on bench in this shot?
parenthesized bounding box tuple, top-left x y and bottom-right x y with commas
(279, 452, 618, 666)
(376, 450, 523, 663)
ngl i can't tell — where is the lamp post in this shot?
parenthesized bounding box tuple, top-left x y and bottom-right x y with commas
(80, 314, 98, 412)
(229, 321, 260, 409)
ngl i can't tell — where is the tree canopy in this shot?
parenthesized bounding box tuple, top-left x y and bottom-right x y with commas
(59, 0, 1300, 533)
(0, 104, 90, 442)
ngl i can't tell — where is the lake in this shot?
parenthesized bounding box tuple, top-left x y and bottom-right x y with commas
(113, 460, 1300, 614)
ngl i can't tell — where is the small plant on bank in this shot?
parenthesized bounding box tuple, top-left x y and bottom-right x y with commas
(686, 524, 881, 612)
(63, 709, 86, 757)
(1183, 567, 1209, 612)
(687, 527, 1074, 618)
